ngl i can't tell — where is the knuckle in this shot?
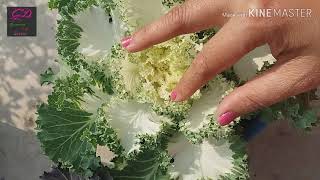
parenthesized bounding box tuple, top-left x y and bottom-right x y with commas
(244, 19, 261, 30)
(231, 86, 270, 114)
(166, 5, 188, 32)
(138, 26, 149, 37)
(241, 18, 266, 34)
(134, 26, 150, 43)
(191, 54, 211, 80)
(237, 19, 268, 48)
(241, 90, 269, 112)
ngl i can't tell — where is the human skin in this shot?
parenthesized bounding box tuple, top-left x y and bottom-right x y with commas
(121, 0, 320, 126)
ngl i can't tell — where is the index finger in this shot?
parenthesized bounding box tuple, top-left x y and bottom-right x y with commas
(171, 18, 267, 101)
(122, 0, 229, 52)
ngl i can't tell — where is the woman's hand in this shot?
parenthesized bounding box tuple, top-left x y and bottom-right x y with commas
(121, 0, 320, 126)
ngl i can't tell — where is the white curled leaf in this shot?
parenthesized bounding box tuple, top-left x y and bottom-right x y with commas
(168, 135, 235, 180)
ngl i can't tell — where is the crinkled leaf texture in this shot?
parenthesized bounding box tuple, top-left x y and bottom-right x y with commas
(110, 148, 171, 180)
(37, 71, 112, 177)
(181, 76, 235, 143)
(168, 135, 237, 180)
(55, 4, 120, 63)
(49, 0, 98, 15)
(102, 99, 176, 179)
(106, 99, 169, 153)
(115, 0, 165, 31)
(74, 6, 120, 58)
(37, 69, 175, 177)
(258, 94, 319, 130)
(55, 2, 119, 92)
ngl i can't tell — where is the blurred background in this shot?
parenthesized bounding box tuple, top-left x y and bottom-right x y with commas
(0, 1, 319, 180)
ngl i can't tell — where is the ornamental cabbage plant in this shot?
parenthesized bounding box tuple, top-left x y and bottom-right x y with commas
(36, 0, 319, 179)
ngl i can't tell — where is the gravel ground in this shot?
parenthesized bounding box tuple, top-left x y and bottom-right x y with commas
(0, 1, 55, 179)
(0, 1, 319, 180)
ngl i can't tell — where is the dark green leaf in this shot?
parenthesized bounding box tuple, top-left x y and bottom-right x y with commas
(40, 68, 56, 85)
(37, 103, 100, 177)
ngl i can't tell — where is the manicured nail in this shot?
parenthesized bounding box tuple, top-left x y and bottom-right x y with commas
(218, 112, 238, 126)
(121, 37, 132, 48)
(170, 91, 177, 101)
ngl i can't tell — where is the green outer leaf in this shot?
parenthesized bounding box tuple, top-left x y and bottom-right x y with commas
(181, 114, 235, 144)
(218, 136, 249, 180)
(56, 11, 114, 94)
(179, 77, 235, 144)
(47, 74, 90, 110)
(40, 67, 55, 85)
(259, 95, 319, 130)
(56, 16, 83, 71)
(256, 61, 319, 130)
(110, 150, 170, 180)
(36, 103, 100, 177)
(110, 134, 172, 180)
(37, 72, 116, 176)
(102, 112, 177, 179)
(49, 0, 115, 15)
(293, 110, 318, 129)
(84, 113, 125, 158)
(100, 98, 178, 170)
(49, 0, 98, 15)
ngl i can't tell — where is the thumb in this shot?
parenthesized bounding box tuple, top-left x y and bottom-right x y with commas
(217, 56, 320, 126)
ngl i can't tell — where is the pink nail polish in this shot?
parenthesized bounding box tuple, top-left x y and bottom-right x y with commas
(121, 37, 132, 48)
(170, 91, 177, 101)
(218, 112, 238, 126)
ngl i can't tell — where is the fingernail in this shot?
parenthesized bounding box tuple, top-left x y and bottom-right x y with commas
(218, 112, 238, 126)
(121, 37, 132, 48)
(170, 91, 177, 101)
